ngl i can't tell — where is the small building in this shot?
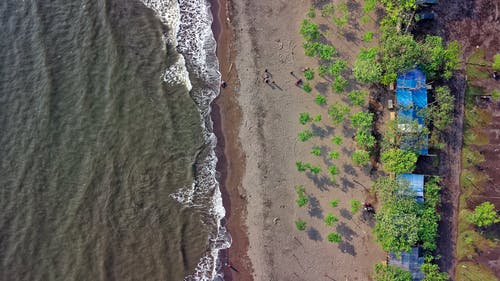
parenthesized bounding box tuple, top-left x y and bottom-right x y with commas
(388, 247, 425, 281)
(397, 173, 425, 203)
(396, 68, 429, 155)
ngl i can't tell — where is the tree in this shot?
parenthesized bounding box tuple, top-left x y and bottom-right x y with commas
(302, 83, 312, 93)
(493, 53, 500, 71)
(296, 161, 307, 172)
(352, 150, 370, 166)
(329, 102, 350, 124)
(467, 201, 500, 227)
(309, 165, 322, 174)
(355, 128, 376, 149)
(327, 232, 342, 243)
(362, 32, 374, 42)
(348, 90, 368, 106)
(353, 47, 382, 83)
(307, 7, 316, 18)
(330, 199, 339, 207)
(421, 263, 449, 281)
(328, 151, 340, 159)
(299, 112, 311, 125)
(299, 19, 320, 41)
(418, 205, 439, 250)
(296, 186, 309, 207)
(318, 65, 329, 77)
(373, 263, 413, 281)
(428, 86, 454, 131)
(350, 111, 374, 129)
(324, 213, 338, 226)
(313, 114, 322, 122)
(328, 165, 339, 176)
(380, 149, 418, 174)
(331, 136, 343, 145)
(329, 60, 348, 77)
(332, 75, 348, 93)
(295, 219, 307, 231)
(311, 147, 321, 156)
(321, 3, 335, 17)
(351, 200, 362, 213)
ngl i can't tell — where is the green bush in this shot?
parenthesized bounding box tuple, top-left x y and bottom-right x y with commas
(313, 114, 322, 122)
(327, 232, 342, 243)
(362, 32, 374, 42)
(309, 165, 322, 174)
(373, 263, 412, 281)
(321, 3, 335, 17)
(311, 147, 321, 156)
(351, 199, 362, 213)
(352, 150, 370, 166)
(355, 128, 376, 149)
(304, 69, 314, 80)
(328, 60, 348, 77)
(295, 219, 307, 230)
(350, 111, 373, 129)
(493, 54, 500, 71)
(302, 83, 312, 93)
(467, 201, 500, 227)
(318, 65, 329, 77)
(299, 112, 311, 125)
(421, 263, 449, 281)
(353, 47, 382, 83)
(296, 161, 307, 172)
(330, 199, 339, 208)
(298, 130, 314, 142)
(347, 90, 368, 106)
(307, 7, 316, 18)
(299, 19, 320, 41)
(331, 136, 343, 145)
(363, 0, 377, 14)
(380, 148, 418, 174)
(328, 165, 339, 176)
(328, 151, 340, 159)
(318, 44, 336, 60)
(324, 213, 338, 226)
(296, 186, 309, 207)
(329, 102, 350, 124)
(315, 94, 327, 105)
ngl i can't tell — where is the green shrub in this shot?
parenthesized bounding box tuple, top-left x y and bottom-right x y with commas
(355, 128, 376, 149)
(328, 151, 340, 159)
(353, 47, 382, 83)
(493, 54, 500, 71)
(332, 75, 348, 93)
(318, 65, 329, 77)
(307, 7, 316, 18)
(302, 83, 312, 93)
(324, 213, 338, 226)
(299, 112, 311, 125)
(298, 130, 314, 142)
(311, 147, 321, 156)
(331, 136, 343, 145)
(328, 102, 350, 124)
(362, 32, 374, 42)
(352, 150, 370, 166)
(309, 165, 322, 174)
(467, 201, 500, 227)
(492, 89, 500, 100)
(350, 111, 373, 129)
(313, 114, 322, 122)
(380, 149, 418, 174)
(328, 60, 348, 77)
(363, 0, 377, 14)
(330, 199, 339, 207)
(373, 263, 412, 281)
(296, 161, 307, 172)
(318, 44, 336, 60)
(421, 263, 449, 281)
(296, 186, 309, 207)
(347, 90, 368, 106)
(299, 19, 320, 41)
(321, 3, 335, 17)
(295, 219, 307, 230)
(328, 165, 339, 176)
(327, 232, 342, 243)
(315, 94, 327, 105)
(350, 200, 362, 213)
(304, 69, 314, 80)
(361, 15, 371, 24)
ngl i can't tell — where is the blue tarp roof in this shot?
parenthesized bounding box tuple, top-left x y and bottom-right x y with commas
(396, 68, 429, 155)
(388, 247, 425, 281)
(397, 174, 424, 203)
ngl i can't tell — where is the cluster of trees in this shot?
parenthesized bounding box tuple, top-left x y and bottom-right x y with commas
(372, 177, 441, 252)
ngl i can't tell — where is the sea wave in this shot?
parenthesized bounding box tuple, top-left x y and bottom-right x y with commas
(138, 0, 229, 280)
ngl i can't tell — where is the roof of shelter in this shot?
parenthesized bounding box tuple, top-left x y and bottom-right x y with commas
(397, 173, 424, 203)
(388, 247, 425, 281)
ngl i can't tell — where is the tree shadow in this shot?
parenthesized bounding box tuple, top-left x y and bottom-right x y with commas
(314, 82, 330, 94)
(342, 123, 356, 138)
(307, 173, 332, 191)
(311, 123, 334, 139)
(308, 195, 324, 219)
(336, 222, 358, 241)
(307, 227, 323, 242)
(340, 177, 355, 192)
(361, 211, 376, 228)
(343, 163, 358, 176)
(339, 241, 357, 256)
(343, 30, 360, 45)
(341, 146, 353, 157)
(339, 208, 352, 220)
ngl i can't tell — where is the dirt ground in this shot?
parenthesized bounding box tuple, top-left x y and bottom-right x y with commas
(422, 0, 500, 278)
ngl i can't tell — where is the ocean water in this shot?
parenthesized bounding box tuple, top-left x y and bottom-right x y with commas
(0, 0, 228, 280)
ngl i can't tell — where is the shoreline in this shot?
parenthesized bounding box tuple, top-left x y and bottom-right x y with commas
(209, 0, 253, 280)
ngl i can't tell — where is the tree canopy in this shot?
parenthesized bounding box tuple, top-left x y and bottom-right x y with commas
(467, 201, 500, 227)
(373, 263, 413, 281)
(381, 149, 418, 174)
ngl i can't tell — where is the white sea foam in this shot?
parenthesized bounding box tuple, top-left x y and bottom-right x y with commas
(139, 0, 228, 280)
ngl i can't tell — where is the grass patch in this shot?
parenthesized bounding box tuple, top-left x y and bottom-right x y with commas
(466, 49, 490, 80)
(456, 262, 497, 281)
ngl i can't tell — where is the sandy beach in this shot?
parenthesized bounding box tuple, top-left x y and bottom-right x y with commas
(215, 0, 387, 280)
